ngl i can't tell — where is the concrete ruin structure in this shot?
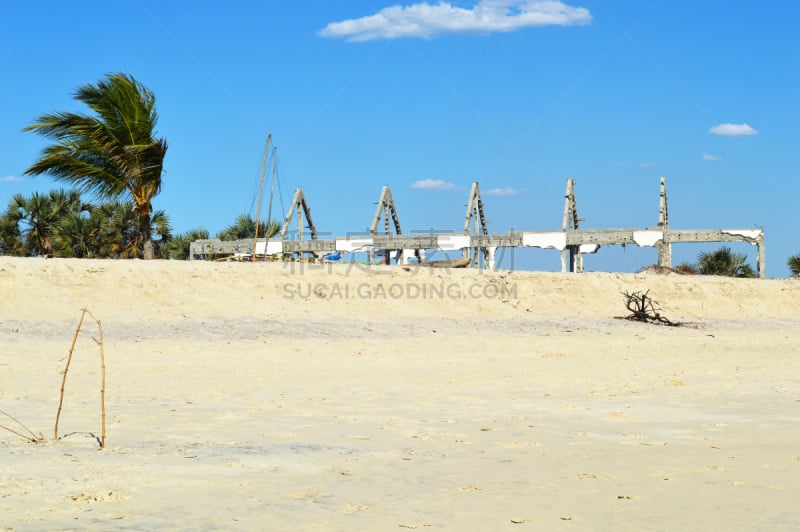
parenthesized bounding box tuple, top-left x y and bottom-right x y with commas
(189, 177, 766, 277)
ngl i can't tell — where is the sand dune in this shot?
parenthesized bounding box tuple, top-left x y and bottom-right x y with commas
(2, 256, 799, 530)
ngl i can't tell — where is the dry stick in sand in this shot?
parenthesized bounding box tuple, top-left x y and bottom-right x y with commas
(93, 309, 106, 448)
(0, 408, 44, 443)
(54, 308, 107, 448)
(54, 309, 85, 441)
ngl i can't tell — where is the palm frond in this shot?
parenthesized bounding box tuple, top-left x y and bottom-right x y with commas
(787, 254, 800, 277)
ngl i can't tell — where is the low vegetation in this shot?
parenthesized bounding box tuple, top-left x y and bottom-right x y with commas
(0, 189, 171, 258)
(673, 262, 698, 275)
(0, 191, 282, 260)
(668, 246, 756, 278)
(788, 254, 800, 277)
(164, 215, 280, 260)
(696, 246, 756, 277)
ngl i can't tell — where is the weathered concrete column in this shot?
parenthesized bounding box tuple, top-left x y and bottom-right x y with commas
(485, 246, 498, 271)
(656, 239, 672, 268)
(657, 177, 671, 268)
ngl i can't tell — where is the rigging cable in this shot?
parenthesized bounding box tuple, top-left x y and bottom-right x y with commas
(275, 150, 288, 228)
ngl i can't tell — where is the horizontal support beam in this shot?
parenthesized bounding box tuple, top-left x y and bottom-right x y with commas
(666, 229, 763, 244)
(190, 227, 764, 257)
(372, 235, 438, 249)
(566, 229, 641, 246)
(281, 240, 336, 253)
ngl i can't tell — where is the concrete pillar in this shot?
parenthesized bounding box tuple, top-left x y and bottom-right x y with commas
(486, 246, 498, 271)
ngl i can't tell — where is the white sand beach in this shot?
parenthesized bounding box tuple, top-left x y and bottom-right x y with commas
(2, 256, 799, 530)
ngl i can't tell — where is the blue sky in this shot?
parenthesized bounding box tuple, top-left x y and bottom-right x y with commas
(1, 1, 798, 275)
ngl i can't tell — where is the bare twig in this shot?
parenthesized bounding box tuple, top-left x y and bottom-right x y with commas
(1, 408, 45, 443)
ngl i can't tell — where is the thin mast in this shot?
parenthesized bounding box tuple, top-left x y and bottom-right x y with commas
(252, 133, 272, 261)
(266, 146, 277, 243)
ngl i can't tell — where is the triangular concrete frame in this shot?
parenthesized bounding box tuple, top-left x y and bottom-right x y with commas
(370, 185, 402, 236)
(463, 181, 491, 268)
(280, 188, 318, 242)
(369, 185, 406, 264)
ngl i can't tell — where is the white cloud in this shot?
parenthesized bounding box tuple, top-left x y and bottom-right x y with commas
(1, 175, 21, 183)
(702, 152, 723, 161)
(484, 186, 520, 196)
(411, 179, 459, 190)
(637, 162, 657, 168)
(709, 123, 758, 136)
(319, 1, 592, 42)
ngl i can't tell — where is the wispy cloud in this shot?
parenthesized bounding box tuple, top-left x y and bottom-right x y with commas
(709, 123, 758, 136)
(702, 152, 723, 161)
(484, 186, 520, 196)
(319, 1, 592, 42)
(1, 175, 21, 183)
(637, 162, 657, 168)
(411, 179, 459, 190)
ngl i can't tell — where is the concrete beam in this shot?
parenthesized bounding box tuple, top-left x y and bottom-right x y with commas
(189, 227, 765, 277)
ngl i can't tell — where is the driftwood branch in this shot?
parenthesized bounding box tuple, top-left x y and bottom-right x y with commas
(621, 290, 683, 327)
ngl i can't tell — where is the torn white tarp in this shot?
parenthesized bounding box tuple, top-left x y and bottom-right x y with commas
(522, 232, 567, 251)
(633, 230, 663, 247)
(723, 229, 762, 240)
(579, 244, 600, 254)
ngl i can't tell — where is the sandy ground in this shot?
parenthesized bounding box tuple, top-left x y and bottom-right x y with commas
(1, 256, 799, 531)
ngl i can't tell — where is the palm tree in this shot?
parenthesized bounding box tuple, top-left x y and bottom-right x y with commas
(48, 189, 94, 256)
(10, 192, 57, 256)
(90, 200, 171, 259)
(0, 210, 25, 256)
(2, 190, 79, 256)
(53, 211, 98, 258)
(788, 254, 800, 277)
(3, 189, 89, 256)
(23, 73, 167, 259)
(697, 246, 756, 278)
(165, 228, 211, 260)
(95, 200, 140, 258)
(3, 194, 29, 255)
(150, 209, 173, 259)
(217, 214, 281, 241)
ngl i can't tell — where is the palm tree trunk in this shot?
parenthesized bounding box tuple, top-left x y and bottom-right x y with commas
(140, 209, 154, 260)
(143, 236, 154, 259)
